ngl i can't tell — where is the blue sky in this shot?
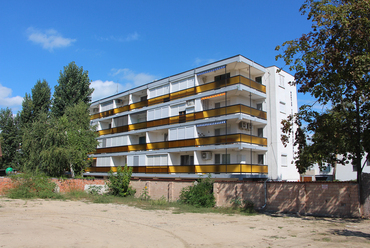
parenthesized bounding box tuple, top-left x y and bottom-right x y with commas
(0, 0, 314, 112)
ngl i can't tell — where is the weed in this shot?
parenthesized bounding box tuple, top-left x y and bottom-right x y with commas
(87, 185, 104, 195)
(106, 165, 136, 197)
(6, 173, 63, 199)
(150, 196, 167, 206)
(140, 186, 150, 201)
(179, 174, 215, 208)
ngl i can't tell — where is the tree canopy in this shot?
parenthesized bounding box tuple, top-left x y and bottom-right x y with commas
(51, 62, 94, 118)
(0, 108, 22, 169)
(276, 0, 370, 186)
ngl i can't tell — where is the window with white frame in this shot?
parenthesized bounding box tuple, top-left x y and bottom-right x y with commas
(149, 84, 169, 98)
(280, 101, 286, 113)
(147, 154, 168, 166)
(279, 74, 285, 87)
(281, 154, 287, 167)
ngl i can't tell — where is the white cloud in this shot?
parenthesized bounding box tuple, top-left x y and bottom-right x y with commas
(96, 32, 139, 42)
(110, 68, 156, 86)
(27, 27, 76, 51)
(0, 84, 23, 109)
(90, 80, 127, 101)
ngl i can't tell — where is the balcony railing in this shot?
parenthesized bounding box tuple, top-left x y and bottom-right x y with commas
(91, 75, 266, 120)
(94, 133, 267, 155)
(97, 104, 267, 136)
(85, 163, 268, 174)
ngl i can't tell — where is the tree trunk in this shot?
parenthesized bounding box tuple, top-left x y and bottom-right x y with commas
(70, 163, 75, 178)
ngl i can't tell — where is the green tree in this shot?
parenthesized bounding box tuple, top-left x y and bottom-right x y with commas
(276, 0, 370, 204)
(0, 108, 22, 169)
(22, 113, 49, 173)
(62, 102, 98, 177)
(31, 79, 51, 117)
(51, 62, 94, 118)
(20, 93, 33, 128)
(23, 102, 98, 177)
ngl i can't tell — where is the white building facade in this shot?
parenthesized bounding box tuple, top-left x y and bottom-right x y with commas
(86, 55, 299, 181)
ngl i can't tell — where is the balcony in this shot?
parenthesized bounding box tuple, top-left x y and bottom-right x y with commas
(91, 75, 266, 120)
(97, 104, 267, 136)
(85, 163, 268, 174)
(94, 133, 267, 155)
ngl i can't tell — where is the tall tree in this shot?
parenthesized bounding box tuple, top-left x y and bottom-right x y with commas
(0, 108, 22, 169)
(51, 62, 94, 118)
(32, 79, 51, 117)
(20, 93, 33, 128)
(23, 103, 98, 177)
(276, 0, 370, 206)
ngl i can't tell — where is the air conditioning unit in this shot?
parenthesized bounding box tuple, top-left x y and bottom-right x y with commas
(93, 108, 99, 113)
(201, 151, 212, 160)
(186, 100, 195, 106)
(239, 121, 253, 131)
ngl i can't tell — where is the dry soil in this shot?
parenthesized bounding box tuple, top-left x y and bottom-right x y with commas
(0, 198, 370, 247)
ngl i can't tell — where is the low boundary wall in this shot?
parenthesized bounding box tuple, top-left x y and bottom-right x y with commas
(1, 176, 369, 218)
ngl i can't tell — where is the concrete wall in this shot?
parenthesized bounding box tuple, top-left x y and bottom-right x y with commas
(0, 177, 366, 218)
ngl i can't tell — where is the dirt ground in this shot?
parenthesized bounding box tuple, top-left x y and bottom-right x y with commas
(0, 198, 369, 248)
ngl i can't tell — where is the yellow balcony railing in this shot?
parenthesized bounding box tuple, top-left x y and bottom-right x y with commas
(85, 164, 268, 174)
(93, 133, 267, 154)
(97, 104, 267, 136)
(91, 75, 266, 120)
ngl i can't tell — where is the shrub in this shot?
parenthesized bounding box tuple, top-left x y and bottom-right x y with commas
(106, 165, 135, 197)
(179, 175, 215, 208)
(6, 173, 62, 199)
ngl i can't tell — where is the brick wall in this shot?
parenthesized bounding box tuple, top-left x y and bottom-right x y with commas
(131, 180, 193, 201)
(362, 173, 370, 217)
(1, 176, 368, 218)
(214, 181, 360, 217)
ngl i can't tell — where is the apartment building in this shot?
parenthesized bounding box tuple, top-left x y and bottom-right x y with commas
(85, 55, 300, 181)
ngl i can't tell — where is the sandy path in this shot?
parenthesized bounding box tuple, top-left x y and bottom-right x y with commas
(0, 198, 369, 248)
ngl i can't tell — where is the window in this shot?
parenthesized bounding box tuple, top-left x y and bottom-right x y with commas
(222, 154, 230, 164)
(215, 102, 221, 109)
(279, 74, 285, 87)
(257, 103, 263, 111)
(214, 73, 230, 82)
(281, 154, 287, 167)
(255, 76, 262, 84)
(258, 128, 263, 137)
(215, 154, 221, 164)
(280, 102, 286, 113)
(258, 154, 264, 165)
(202, 99, 209, 110)
(215, 154, 230, 164)
(215, 128, 221, 136)
(139, 136, 146, 144)
(180, 155, 194, 165)
(147, 155, 167, 166)
(133, 156, 139, 166)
